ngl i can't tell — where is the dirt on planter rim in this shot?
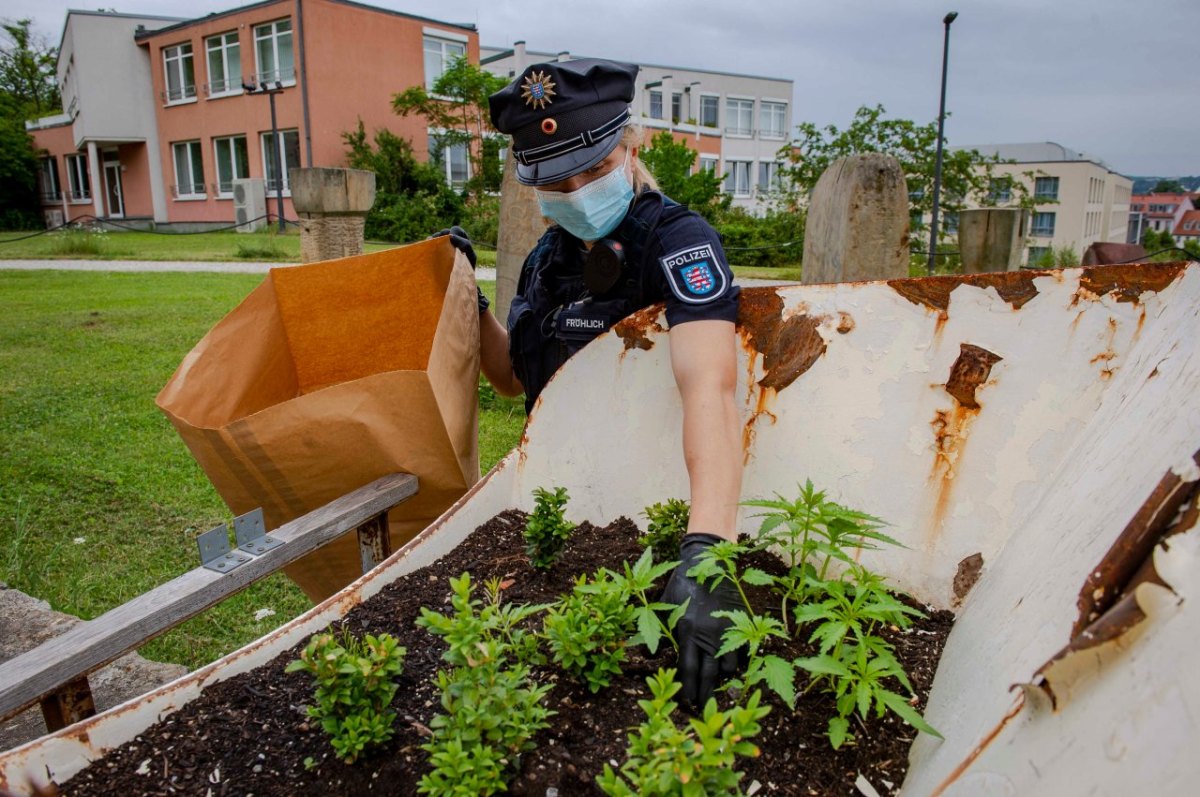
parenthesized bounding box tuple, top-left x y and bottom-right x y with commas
(60, 509, 954, 796)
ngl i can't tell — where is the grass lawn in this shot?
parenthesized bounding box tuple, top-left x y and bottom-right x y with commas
(0, 269, 519, 671)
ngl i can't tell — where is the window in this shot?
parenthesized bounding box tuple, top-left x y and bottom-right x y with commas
(758, 161, 781, 193)
(66, 154, 90, 201)
(172, 141, 205, 198)
(725, 98, 753, 136)
(760, 101, 786, 138)
(988, 178, 1012, 204)
(163, 42, 196, 102)
(649, 90, 663, 120)
(213, 135, 249, 196)
(428, 134, 469, 189)
(254, 19, 294, 84)
(423, 35, 465, 91)
(724, 160, 751, 196)
(1031, 211, 1056, 237)
(1028, 246, 1051, 265)
(698, 156, 718, 175)
(699, 94, 718, 127)
(206, 31, 241, 96)
(943, 211, 959, 235)
(262, 129, 301, 193)
(671, 92, 682, 124)
(1034, 176, 1059, 200)
(38, 157, 61, 201)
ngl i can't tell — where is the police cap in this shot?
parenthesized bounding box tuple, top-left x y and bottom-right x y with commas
(489, 58, 639, 187)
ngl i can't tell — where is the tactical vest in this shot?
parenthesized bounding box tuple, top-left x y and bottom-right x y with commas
(507, 190, 692, 414)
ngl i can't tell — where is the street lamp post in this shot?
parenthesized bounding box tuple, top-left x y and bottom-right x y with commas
(243, 80, 287, 232)
(928, 11, 958, 275)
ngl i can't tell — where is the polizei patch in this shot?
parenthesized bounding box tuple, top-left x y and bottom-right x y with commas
(659, 243, 729, 304)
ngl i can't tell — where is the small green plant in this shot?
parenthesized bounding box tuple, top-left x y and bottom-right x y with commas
(543, 569, 636, 692)
(640, 498, 690, 562)
(233, 238, 288, 260)
(612, 546, 685, 655)
(284, 629, 406, 763)
(597, 668, 769, 796)
(49, 225, 106, 255)
(523, 486, 575, 569)
(417, 573, 553, 795)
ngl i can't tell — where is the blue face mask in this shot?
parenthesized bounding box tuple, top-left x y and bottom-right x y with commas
(535, 155, 634, 241)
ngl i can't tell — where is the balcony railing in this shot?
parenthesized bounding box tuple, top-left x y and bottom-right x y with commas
(40, 191, 63, 203)
(725, 125, 753, 137)
(248, 67, 296, 87)
(162, 85, 197, 103)
(171, 183, 207, 198)
(204, 78, 244, 96)
(68, 189, 90, 202)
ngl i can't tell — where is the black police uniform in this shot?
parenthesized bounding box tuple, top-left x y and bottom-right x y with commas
(489, 58, 739, 414)
(507, 192, 739, 413)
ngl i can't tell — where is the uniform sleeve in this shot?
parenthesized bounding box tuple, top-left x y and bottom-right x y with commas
(648, 213, 740, 327)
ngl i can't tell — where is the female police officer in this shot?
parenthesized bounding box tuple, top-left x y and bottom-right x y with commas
(456, 58, 744, 708)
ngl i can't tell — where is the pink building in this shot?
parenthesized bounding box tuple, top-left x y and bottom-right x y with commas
(29, 2, 479, 229)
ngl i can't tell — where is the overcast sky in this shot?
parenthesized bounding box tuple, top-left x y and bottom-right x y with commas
(8, 0, 1197, 176)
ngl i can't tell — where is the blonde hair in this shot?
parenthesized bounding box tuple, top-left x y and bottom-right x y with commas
(622, 123, 659, 194)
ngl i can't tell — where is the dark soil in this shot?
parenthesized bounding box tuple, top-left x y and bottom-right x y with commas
(62, 511, 954, 796)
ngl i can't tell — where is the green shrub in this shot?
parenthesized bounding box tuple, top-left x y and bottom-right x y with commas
(543, 569, 635, 692)
(523, 486, 575, 569)
(49, 227, 106, 255)
(711, 205, 805, 269)
(640, 498, 690, 562)
(284, 630, 406, 763)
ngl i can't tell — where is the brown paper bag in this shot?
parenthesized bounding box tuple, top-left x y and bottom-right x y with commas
(157, 238, 480, 601)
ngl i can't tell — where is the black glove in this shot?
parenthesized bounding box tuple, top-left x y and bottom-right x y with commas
(431, 225, 477, 268)
(659, 533, 744, 709)
(431, 226, 488, 314)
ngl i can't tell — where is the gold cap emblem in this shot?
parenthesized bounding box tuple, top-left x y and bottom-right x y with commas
(521, 70, 557, 110)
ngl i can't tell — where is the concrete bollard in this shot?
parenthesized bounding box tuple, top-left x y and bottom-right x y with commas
(495, 149, 547, 322)
(289, 167, 377, 263)
(801, 153, 909, 284)
(959, 208, 1029, 273)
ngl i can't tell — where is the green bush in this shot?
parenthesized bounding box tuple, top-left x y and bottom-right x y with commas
(49, 226, 107, 256)
(640, 498, 690, 562)
(285, 630, 406, 763)
(711, 205, 805, 269)
(524, 486, 575, 569)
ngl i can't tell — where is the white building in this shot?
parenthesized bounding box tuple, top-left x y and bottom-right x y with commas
(481, 43, 793, 212)
(952, 142, 1132, 266)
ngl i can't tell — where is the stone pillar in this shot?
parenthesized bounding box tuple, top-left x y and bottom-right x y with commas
(495, 149, 547, 323)
(801, 153, 909, 284)
(959, 208, 1029, 273)
(288, 167, 376, 263)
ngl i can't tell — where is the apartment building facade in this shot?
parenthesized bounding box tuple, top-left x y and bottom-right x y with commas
(952, 142, 1133, 265)
(480, 43, 794, 212)
(29, 2, 479, 228)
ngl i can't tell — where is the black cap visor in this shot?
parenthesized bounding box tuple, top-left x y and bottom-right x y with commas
(515, 127, 625, 187)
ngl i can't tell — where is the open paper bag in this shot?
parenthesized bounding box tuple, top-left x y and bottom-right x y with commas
(157, 238, 480, 601)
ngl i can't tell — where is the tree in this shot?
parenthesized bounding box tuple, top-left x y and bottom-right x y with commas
(1152, 179, 1184, 194)
(390, 56, 508, 201)
(639, 130, 728, 221)
(0, 19, 59, 120)
(342, 120, 466, 244)
(777, 104, 1032, 240)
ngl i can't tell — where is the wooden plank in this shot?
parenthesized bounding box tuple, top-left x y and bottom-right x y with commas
(0, 473, 418, 724)
(39, 676, 95, 732)
(356, 511, 392, 574)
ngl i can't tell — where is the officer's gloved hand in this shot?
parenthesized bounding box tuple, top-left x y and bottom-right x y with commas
(659, 533, 744, 709)
(431, 225, 477, 268)
(430, 226, 487, 314)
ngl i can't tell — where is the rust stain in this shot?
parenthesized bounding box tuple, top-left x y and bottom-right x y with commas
(888, 270, 1043, 313)
(928, 405, 978, 540)
(742, 388, 779, 464)
(945, 344, 1003, 409)
(836, 311, 855, 334)
(737, 288, 827, 391)
(1076, 262, 1187, 304)
(1028, 448, 1200, 686)
(952, 552, 985, 606)
(929, 695, 1026, 797)
(613, 304, 666, 352)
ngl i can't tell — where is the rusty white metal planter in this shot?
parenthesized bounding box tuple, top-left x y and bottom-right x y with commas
(2, 263, 1198, 796)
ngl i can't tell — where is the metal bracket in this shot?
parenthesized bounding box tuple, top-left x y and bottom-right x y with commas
(234, 508, 282, 556)
(197, 524, 252, 573)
